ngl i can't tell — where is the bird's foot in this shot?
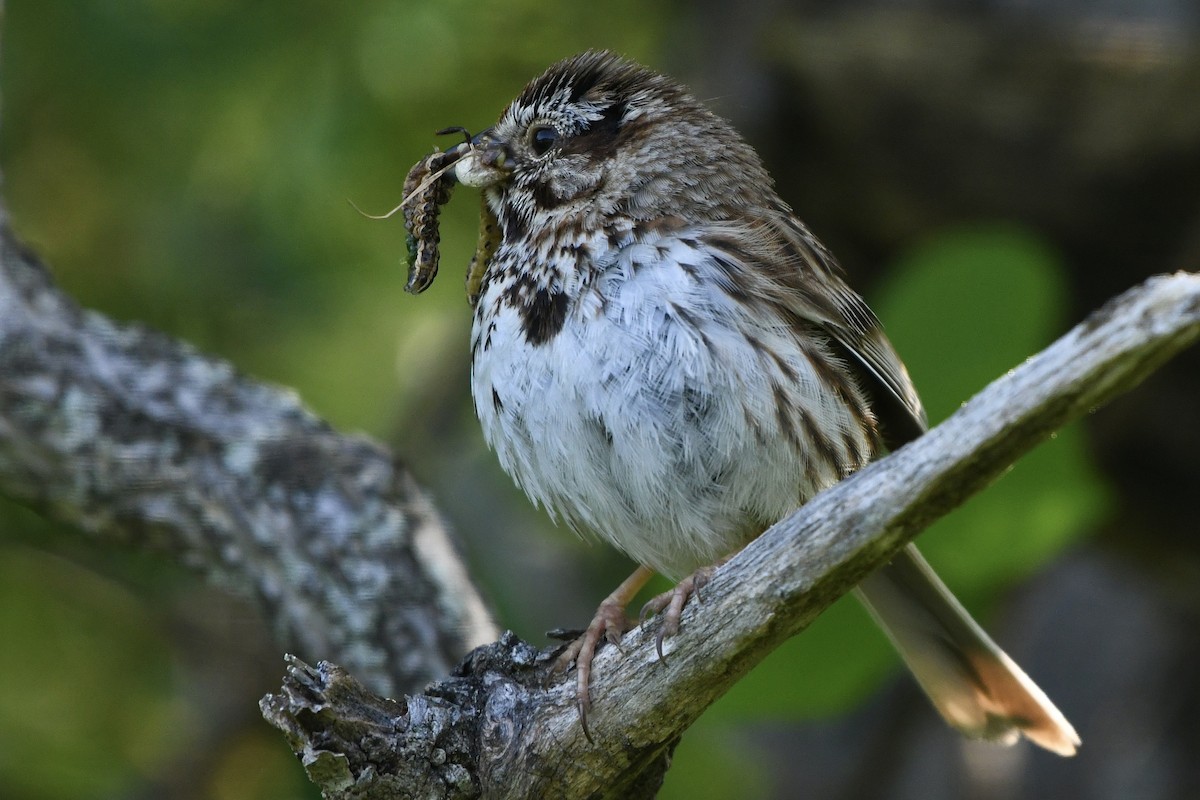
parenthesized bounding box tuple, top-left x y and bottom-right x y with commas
(554, 565, 654, 740)
(639, 565, 718, 661)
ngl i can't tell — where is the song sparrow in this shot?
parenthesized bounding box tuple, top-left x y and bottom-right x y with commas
(405, 50, 1078, 755)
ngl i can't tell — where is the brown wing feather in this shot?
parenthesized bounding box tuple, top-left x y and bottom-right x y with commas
(703, 207, 1079, 754)
(705, 209, 926, 449)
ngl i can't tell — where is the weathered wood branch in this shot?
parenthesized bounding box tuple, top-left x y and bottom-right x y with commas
(261, 272, 1200, 798)
(0, 220, 497, 697)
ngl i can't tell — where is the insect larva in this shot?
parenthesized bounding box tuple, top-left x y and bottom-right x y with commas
(402, 148, 459, 295)
(401, 129, 500, 304)
(466, 197, 500, 307)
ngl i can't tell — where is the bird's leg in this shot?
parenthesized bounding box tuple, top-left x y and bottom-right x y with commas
(640, 554, 735, 661)
(555, 564, 655, 738)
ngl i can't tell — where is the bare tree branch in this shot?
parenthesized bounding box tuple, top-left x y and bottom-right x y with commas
(0, 220, 497, 697)
(260, 272, 1199, 798)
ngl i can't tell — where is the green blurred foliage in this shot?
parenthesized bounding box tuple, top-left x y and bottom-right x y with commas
(0, 3, 1109, 799)
(0, 541, 181, 797)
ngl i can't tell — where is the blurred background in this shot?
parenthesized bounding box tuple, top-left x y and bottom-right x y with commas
(1, 1, 1198, 798)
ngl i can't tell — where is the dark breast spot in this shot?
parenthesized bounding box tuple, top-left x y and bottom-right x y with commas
(531, 180, 563, 210)
(500, 202, 528, 239)
(521, 288, 570, 345)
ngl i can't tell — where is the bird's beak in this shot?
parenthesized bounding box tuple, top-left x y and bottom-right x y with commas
(454, 128, 511, 188)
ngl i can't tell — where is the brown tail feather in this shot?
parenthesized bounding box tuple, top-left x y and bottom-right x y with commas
(855, 544, 1079, 756)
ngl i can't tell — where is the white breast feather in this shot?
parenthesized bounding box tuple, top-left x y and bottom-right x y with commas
(470, 231, 871, 579)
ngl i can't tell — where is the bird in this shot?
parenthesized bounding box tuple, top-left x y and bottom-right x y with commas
(413, 49, 1079, 755)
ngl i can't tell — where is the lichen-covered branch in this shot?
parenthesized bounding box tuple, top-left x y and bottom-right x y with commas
(0, 220, 497, 697)
(261, 272, 1200, 798)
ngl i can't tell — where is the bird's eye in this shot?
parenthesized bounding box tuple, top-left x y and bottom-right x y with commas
(528, 125, 559, 156)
